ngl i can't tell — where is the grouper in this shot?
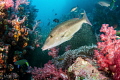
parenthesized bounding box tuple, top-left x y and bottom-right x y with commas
(42, 11, 92, 51)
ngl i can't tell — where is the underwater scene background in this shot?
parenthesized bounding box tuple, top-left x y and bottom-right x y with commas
(0, 0, 120, 80)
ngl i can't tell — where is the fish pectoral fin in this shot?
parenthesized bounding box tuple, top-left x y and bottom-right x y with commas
(63, 31, 73, 40)
(63, 31, 71, 37)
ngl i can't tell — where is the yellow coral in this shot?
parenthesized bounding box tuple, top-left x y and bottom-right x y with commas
(0, 1, 5, 10)
(20, 28, 25, 33)
(17, 31, 21, 36)
(13, 34, 19, 41)
(0, 12, 5, 17)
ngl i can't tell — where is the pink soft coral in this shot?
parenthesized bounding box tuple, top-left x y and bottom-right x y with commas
(3, 0, 29, 10)
(94, 24, 120, 80)
(15, 0, 29, 10)
(28, 61, 68, 80)
(4, 0, 14, 9)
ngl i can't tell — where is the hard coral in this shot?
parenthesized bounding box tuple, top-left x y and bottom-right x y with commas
(94, 24, 120, 80)
(68, 57, 108, 80)
(52, 45, 96, 69)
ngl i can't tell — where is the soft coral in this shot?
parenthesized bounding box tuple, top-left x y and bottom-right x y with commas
(4, 0, 14, 9)
(94, 24, 120, 80)
(28, 61, 68, 80)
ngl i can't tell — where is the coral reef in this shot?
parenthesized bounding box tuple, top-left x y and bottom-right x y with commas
(28, 61, 68, 80)
(0, 0, 39, 79)
(1, 0, 120, 79)
(28, 45, 109, 80)
(52, 45, 97, 69)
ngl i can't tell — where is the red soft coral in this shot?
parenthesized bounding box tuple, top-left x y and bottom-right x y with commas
(94, 24, 120, 80)
(28, 61, 68, 80)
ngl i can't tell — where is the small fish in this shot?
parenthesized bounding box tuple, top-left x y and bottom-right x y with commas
(80, 12, 84, 15)
(42, 11, 92, 51)
(98, 1, 110, 7)
(14, 59, 29, 68)
(53, 18, 59, 23)
(70, 6, 78, 12)
(47, 22, 50, 26)
(55, 13, 57, 15)
(57, 57, 64, 61)
(109, 0, 118, 10)
(27, 46, 35, 50)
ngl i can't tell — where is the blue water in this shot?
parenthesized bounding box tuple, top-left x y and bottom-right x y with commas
(31, 0, 98, 35)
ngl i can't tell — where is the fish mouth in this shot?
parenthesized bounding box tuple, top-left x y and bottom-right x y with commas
(41, 45, 51, 51)
(41, 46, 47, 51)
(42, 44, 56, 51)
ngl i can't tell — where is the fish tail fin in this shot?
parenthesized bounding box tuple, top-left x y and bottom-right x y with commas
(82, 10, 92, 26)
(26, 62, 29, 67)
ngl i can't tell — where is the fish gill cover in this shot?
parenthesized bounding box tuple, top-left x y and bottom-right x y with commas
(0, 0, 120, 80)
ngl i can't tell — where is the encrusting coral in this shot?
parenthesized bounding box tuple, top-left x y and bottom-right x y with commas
(68, 57, 108, 80)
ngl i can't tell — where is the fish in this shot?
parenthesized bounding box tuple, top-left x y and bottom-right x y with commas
(98, 1, 110, 7)
(27, 46, 35, 50)
(41, 11, 92, 51)
(57, 57, 64, 61)
(47, 22, 50, 26)
(98, 0, 118, 10)
(55, 13, 57, 15)
(70, 6, 78, 12)
(53, 18, 59, 23)
(80, 12, 84, 15)
(14, 59, 29, 68)
(109, 0, 118, 10)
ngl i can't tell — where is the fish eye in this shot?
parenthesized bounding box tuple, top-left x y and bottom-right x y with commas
(49, 35, 53, 38)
